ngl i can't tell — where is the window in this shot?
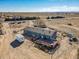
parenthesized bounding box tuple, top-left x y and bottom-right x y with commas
(49, 31, 51, 33)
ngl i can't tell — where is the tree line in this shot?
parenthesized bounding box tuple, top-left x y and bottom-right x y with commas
(5, 16, 40, 21)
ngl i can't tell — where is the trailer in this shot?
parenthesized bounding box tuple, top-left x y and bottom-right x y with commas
(23, 27, 60, 53)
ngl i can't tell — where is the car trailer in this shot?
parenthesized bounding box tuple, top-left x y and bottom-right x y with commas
(34, 40, 60, 54)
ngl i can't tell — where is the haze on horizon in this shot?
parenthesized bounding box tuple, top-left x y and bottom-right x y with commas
(0, 0, 79, 12)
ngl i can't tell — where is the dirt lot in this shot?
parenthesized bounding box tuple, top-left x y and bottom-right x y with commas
(0, 22, 50, 59)
(0, 12, 79, 59)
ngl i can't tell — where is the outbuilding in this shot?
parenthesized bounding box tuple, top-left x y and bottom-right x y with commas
(15, 34, 24, 43)
(10, 34, 24, 48)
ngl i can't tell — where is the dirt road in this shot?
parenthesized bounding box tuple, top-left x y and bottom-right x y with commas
(0, 23, 50, 59)
(0, 21, 78, 59)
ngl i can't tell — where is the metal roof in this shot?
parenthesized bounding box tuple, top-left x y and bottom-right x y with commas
(24, 27, 56, 36)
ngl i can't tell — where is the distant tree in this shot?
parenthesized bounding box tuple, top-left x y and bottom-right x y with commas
(47, 16, 50, 19)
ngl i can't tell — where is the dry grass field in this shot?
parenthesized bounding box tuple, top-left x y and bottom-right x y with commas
(0, 12, 79, 59)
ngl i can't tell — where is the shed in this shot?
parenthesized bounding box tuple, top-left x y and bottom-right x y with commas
(15, 34, 24, 43)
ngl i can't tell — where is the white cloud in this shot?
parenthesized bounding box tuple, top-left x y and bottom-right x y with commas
(37, 6, 79, 12)
(0, 6, 79, 12)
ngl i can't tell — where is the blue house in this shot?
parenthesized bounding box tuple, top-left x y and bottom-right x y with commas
(24, 27, 57, 44)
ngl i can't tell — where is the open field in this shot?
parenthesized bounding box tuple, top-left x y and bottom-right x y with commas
(0, 12, 79, 59)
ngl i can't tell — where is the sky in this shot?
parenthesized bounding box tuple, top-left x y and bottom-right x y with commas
(0, 0, 79, 12)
